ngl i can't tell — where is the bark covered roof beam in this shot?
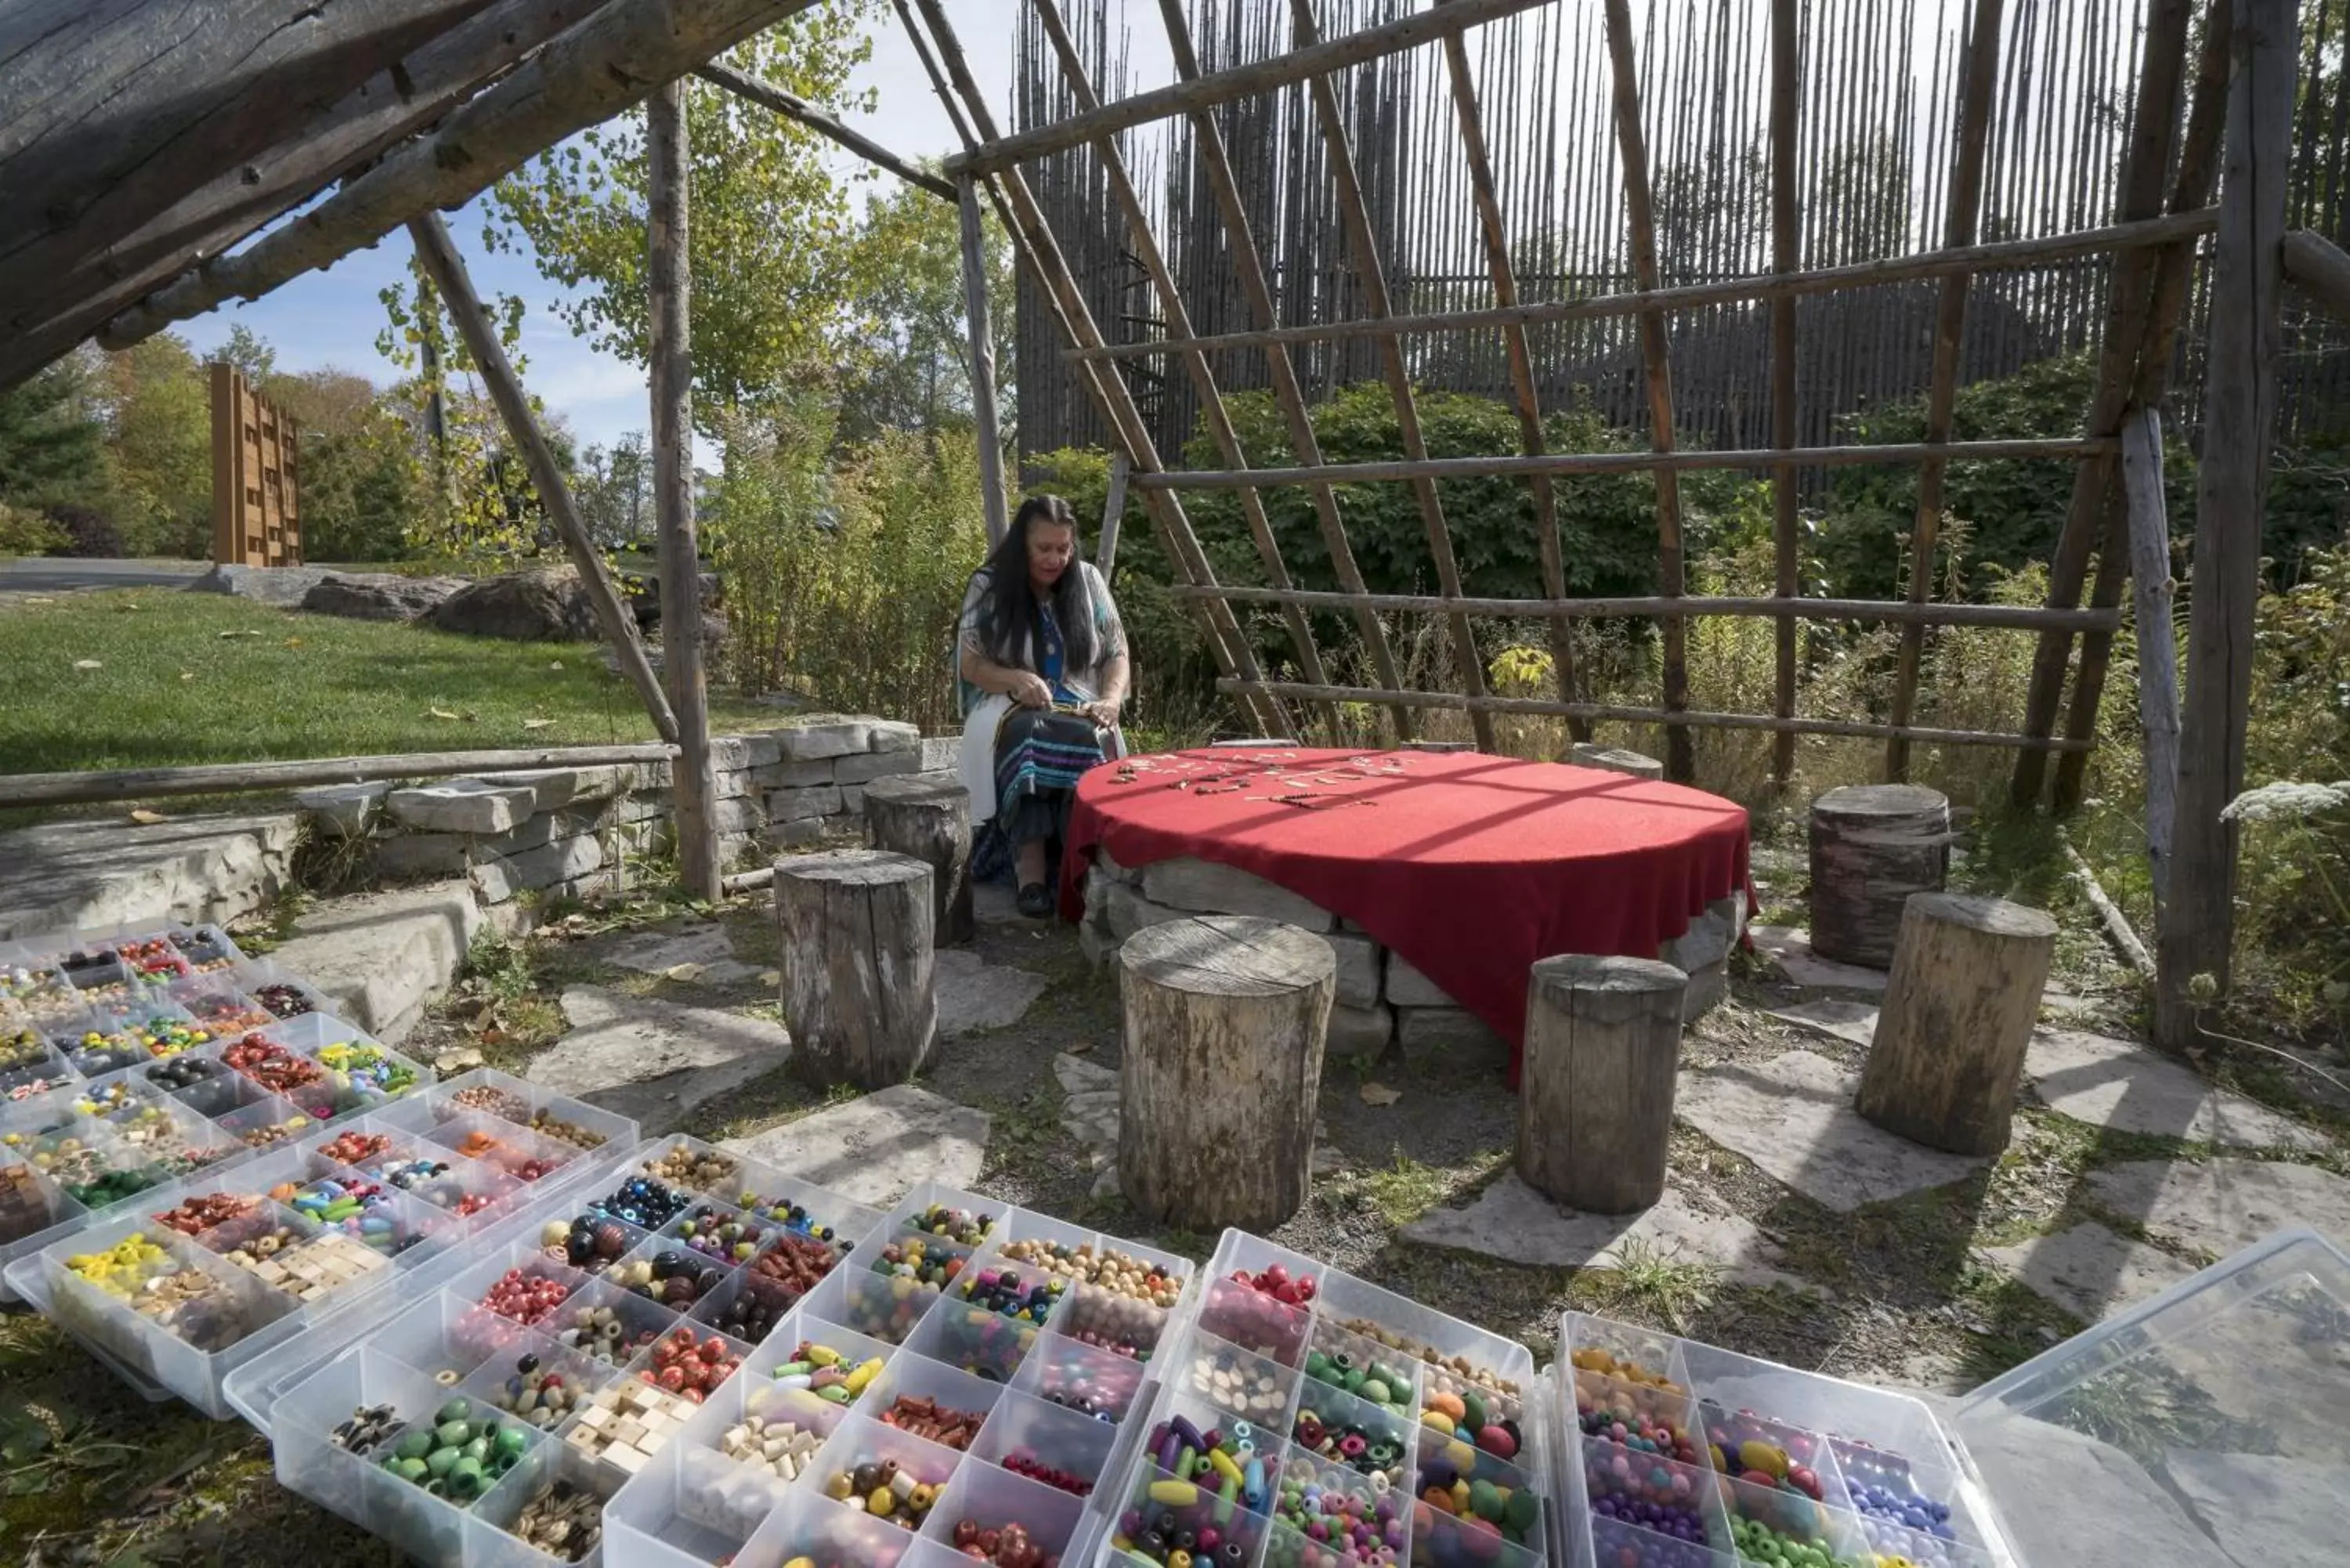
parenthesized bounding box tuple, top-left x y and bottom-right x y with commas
(96, 0, 823, 353)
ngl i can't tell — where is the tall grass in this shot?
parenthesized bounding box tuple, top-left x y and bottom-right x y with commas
(709, 406, 986, 735)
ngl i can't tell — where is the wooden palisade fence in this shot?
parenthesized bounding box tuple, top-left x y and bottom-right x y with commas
(918, 0, 2300, 1053)
(209, 363, 301, 569)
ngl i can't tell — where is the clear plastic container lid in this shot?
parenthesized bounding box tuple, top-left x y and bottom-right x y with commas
(1952, 1226, 2350, 1568)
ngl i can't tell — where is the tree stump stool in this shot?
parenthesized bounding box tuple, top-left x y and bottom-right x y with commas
(1517, 956, 1688, 1213)
(862, 774, 974, 946)
(1809, 784, 1951, 967)
(1855, 892, 2056, 1155)
(775, 850, 937, 1089)
(1117, 915, 1335, 1230)
(1568, 742, 1665, 781)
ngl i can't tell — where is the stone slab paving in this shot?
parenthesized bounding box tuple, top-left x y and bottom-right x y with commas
(2167, 1450, 2350, 1568)
(1676, 1050, 1990, 1212)
(935, 949, 1049, 1039)
(2086, 1157, 2350, 1259)
(528, 985, 791, 1129)
(0, 811, 297, 941)
(1764, 998, 1880, 1048)
(268, 879, 484, 1045)
(1401, 1172, 1814, 1290)
(1979, 1221, 2201, 1323)
(2026, 1029, 2329, 1151)
(597, 920, 765, 987)
(722, 1084, 990, 1205)
(1961, 1410, 2220, 1568)
(1749, 925, 1889, 992)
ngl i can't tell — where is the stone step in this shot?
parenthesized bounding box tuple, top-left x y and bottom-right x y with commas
(722, 1085, 990, 1205)
(0, 811, 297, 941)
(262, 879, 486, 1046)
(526, 986, 794, 1133)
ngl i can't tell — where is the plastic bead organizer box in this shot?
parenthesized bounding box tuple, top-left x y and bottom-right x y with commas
(8, 923, 2344, 1567)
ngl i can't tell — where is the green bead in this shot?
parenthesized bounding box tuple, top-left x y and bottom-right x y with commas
(1505, 1490, 1539, 1531)
(494, 1425, 530, 1458)
(425, 1446, 459, 1477)
(1469, 1480, 1503, 1521)
(434, 1419, 472, 1447)
(1306, 1350, 1332, 1380)
(1461, 1390, 1488, 1432)
(395, 1429, 432, 1461)
(1358, 1378, 1390, 1406)
(461, 1436, 490, 1465)
(436, 1396, 472, 1424)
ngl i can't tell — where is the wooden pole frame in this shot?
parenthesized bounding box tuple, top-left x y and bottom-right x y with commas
(1148, 0, 1413, 742)
(693, 62, 957, 201)
(1172, 584, 2120, 632)
(2120, 406, 2180, 918)
(0, 744, 679, 811)
(1058, 210, 2221, 366)
(1766, 0, 1801, 788)
(1437, 0, 1586, 741)
(648, 79, 724, 901)
(2009, 0, 2196, 806)
(2160, 0, 2294, 1049)
(1211, 678, 2099, 753)
(1599, 0, 1692, 781)
(1885, 0, 2005, 782)
(406, 212, 680, 749)
(906, 0, 1292, 740)
(958, 174, 1011, 547)
(1032, 0, 1343, 735)
(2052, 2, 2236, 811)
(1283, 0, 1495, 752)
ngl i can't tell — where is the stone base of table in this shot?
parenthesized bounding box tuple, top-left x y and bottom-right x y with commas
(1079, 851, 1744, 1055)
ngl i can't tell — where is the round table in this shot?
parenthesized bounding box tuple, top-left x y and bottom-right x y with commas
(1061, 748, 1752, 1082)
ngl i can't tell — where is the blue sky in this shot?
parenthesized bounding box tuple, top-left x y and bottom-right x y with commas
(172, 13, 1018, 455)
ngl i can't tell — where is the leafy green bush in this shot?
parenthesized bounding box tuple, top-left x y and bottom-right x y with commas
(0, 501, 66, 557)
(710, 402, 986, 734)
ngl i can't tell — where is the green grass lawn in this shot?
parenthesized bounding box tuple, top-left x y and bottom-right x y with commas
(0, 589, 776, 776)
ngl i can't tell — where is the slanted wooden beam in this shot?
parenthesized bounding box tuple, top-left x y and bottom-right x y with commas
(0, 0, 490, 315)
(99, 0, 823, 351)
(2281, 229, 2350, 320)
(1148, 0, 1412, 742)
(1766, 0, 1801, 788)
(1284, 0, 1495, 752)
(906, 0, 1292, 740)
(948, 0, 1549, 176)
(2010, 0, 2196, 805)
(957, 174, 1012, 547)
(2160, 0, 2294, 1049)
(2053, 1, 2235, 812)
(1600, 0, 1692, 782)
(1032, 0, 1340, 737)
(1438, 1, 1585, 741)
(1097, 453, 1130, 575)
(648, 80, 723, 901)
(406, 211, 678, 746)
(1886, 0, 2007, 782)
(0, 0, 603, 395)
(695, 62, 956, 200)
(2120, 406, 2180, 915)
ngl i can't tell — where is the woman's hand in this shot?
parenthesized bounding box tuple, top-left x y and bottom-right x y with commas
(1082, 697, 1123, 730)
(1008, 670, 1054, 709)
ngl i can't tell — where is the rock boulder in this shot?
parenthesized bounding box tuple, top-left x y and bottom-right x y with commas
(301, 571, 466, 623)
(424, 565, 602, 641)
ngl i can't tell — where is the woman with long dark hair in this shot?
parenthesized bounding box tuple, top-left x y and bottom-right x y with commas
(955, 494, 1131, 917)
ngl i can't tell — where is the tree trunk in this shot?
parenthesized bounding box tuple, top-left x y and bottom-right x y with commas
(1117, 916, 1334, 1230)
(1808, 784, 1951, 968)
(1854, 892, 2056, 1155)
(1517, 956, 1687, 1214)
(862, 774, 974, 947)
(776, 851, 937, 1089)
(648, 79, 721, 901)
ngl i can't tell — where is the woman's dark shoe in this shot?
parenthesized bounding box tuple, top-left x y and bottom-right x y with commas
(1016, 882, 1055, 919)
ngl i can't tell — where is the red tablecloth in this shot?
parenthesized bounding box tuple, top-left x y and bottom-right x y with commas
(1060, 748, 1752, 1083)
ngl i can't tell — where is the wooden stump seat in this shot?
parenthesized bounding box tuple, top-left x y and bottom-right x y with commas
(1809, 784, 1951, 968)
(775, 849, 936, 1089)
(1855, 891, 2056, 1154)
(1517, 955, 1687, 1213)
(862, 773, 974, 946)
(1116, 915, 1334, 1230)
